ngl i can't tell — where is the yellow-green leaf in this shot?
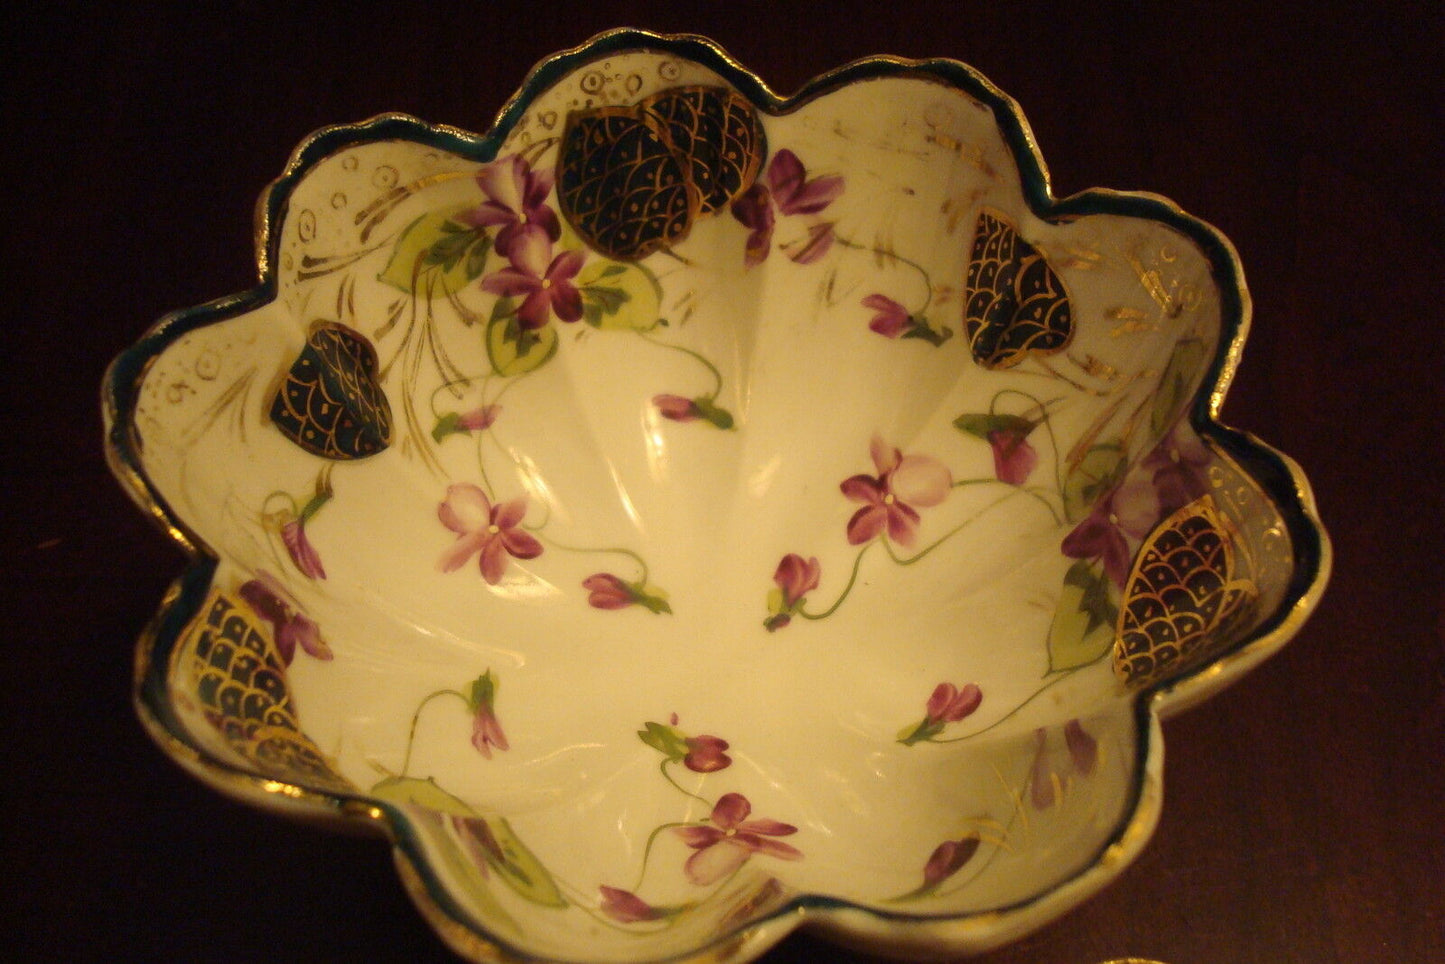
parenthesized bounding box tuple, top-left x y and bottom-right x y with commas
(1063, 442, 1126, 523)
(485, 816, 567, 907)
(370, 776, 565, 908)
(371, 775, 475, 816)
(1047, 560, 1117, 672)
(486, 306, 558, 377)
(575, 258, 662, 331)
(379, 207, 492, 296)
(1151, 337, 1208, 437)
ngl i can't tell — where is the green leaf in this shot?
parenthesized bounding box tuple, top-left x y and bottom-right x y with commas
(897, 718, 942, 746)
(486, 302, 558, 377)
(431, 411, 461, 443)
(1062, 442, 1127, 523)
(953, 412, 1036, 440)
(379, 207, 492, 295)
(900, 319, 953, 346)
(637, 721, 688, 760)
(633, 585, 673, 615)
(573, 258, 661, 331)
(370, 775, 476, 816)
(467, 669, 497, 713)
(485, 816, 567, 907)
(369, 776, 564, 909)
(692, 396, 735, 430)
(1047, 560, 1118, 672)
(1151, 338, 1208, 437)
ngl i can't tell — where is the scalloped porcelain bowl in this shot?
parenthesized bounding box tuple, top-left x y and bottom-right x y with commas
(105, 30, 1329, 964)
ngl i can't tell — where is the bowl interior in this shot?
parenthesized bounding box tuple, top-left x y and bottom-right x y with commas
(117, 40, 1308, 963)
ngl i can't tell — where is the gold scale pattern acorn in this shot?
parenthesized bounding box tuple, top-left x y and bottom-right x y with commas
(557, 85, 767, 260)
(269, 320, 393, 461)
(173, 590, 352, 793)
(1113, 490, 1263, 689)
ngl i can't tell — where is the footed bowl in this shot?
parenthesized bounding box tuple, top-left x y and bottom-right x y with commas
(105, 28, 1329, 964)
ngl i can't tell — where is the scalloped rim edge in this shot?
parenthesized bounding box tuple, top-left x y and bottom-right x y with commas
(104, 26, 1331, 964)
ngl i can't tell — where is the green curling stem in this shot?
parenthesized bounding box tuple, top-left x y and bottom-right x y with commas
(632, 819, 695, 893)
(660, 759, 712, 806)
(798, 541, 876, 620)
(833, 234, 936, 317)
(883, 489, 1021, 567)
(535, 535, 650, 584)
(638, 331, 724, 399)
(399, 689, 469, 778)
(990, 387, 1067, 499)
(929, 670, 1075, 745)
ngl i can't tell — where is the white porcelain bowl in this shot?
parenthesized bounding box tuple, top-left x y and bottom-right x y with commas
(105, 29, 1329, 963)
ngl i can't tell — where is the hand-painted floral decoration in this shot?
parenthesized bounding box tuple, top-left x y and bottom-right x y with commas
(1029, 719, 1098, 809)
(674, 793, 803, 886)
(237, 572, 333, 664)
(436, 484, 544, 585)
(481, 231, 586, 330)
(464, 155, 562, 257)
(764, 553, 820, 631)
(842, 437, 952, 546)
(466, 669, 509, 759)
(731, 149, 843, 266)
(898, 682, 983, 745)
(582, 573, 672, 614)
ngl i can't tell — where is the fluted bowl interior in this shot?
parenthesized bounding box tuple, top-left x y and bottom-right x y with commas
(106, 30, 1327, 964)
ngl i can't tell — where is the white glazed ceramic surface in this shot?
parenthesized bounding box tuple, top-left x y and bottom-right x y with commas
(107, 31, 1328, 964)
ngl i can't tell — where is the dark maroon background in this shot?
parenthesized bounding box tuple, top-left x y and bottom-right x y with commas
(5, 2, 1441, 962)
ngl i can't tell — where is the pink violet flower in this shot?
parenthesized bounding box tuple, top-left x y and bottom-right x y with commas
(433, 405, 502, 443)
(682, 734, 732, 773)
(280, 519, 327, 580)
(900, 680, 984, 745)
(1029, 719, 1097, 809)
(462, 154, 560, 257)
(1063, 718, 1098, 776)
(775, 553, 821, 607)
(926, 682, 983, 726)
(1144, 422, 1212, 515)
(1060, 474, 1161, 588)
(598, 886, 663, 924)
(237, 571, 333, 664)
(582, 573, 634, 609)
(637, 719, 729, 771)
(730, 149, 844, 267)
(457, 405, 501, 432)
(674, 793, 803, 886)
(765, 553, 821, 631)
(446, 813, 503, 871)
(841, 436, 953, 547)
(437, 483, 544, 585)
(652, 394, 734, 430)
(652, 393, 702, 422)
(988, 425, 1039, 486)
(480, 230, 585, 329)
(922, 834, 981, 889)
(582, 573, 672, 614)
(863, 293, 910, 338)
(466, 669, 509, 759)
